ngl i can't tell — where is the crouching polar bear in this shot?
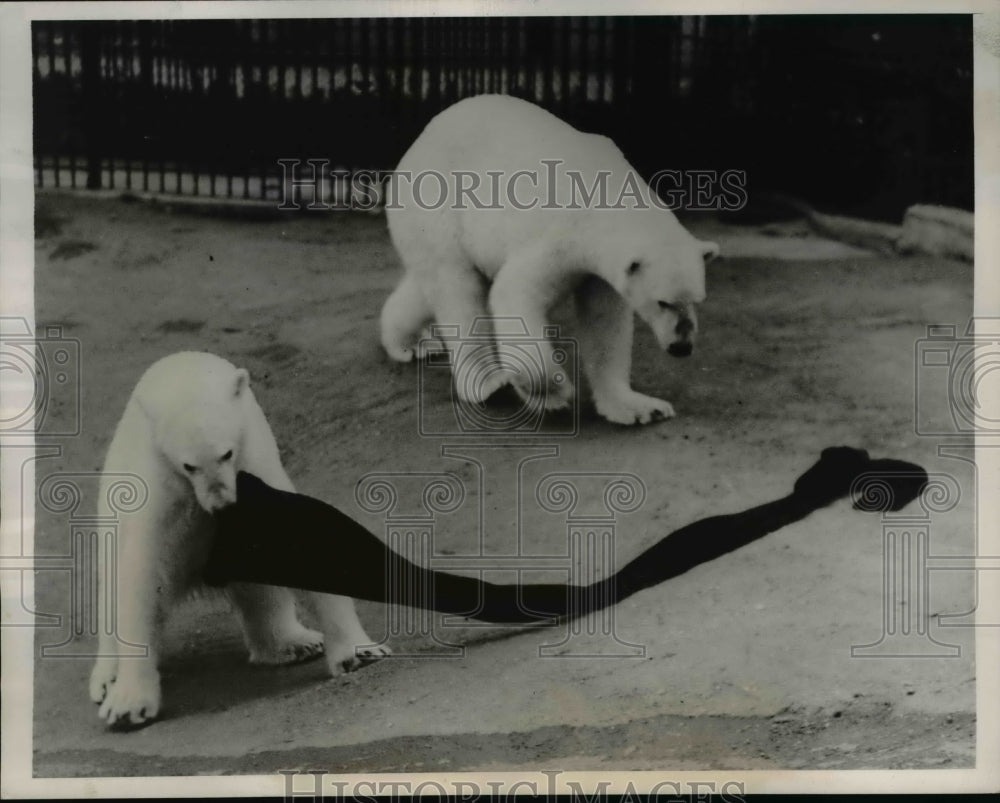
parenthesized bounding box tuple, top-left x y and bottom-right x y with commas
(89, 352, 388, 728)
(381, 94, 719, 425)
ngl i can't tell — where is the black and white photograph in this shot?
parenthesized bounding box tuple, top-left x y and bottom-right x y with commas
(2, 0, 998, 796)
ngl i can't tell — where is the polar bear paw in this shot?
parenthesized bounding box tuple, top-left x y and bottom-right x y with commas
(89, 659, 117, 705)
(454, 365, 512, 406)
(325, 642, 392, 675)
(248, 626, 326, 666)
(97, 672, 161, 729)
(595, 389, 676, 425)
(414, 327, 446, 361)
(509, 369, 575, 412)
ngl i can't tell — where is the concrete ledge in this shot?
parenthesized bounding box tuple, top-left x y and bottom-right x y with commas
(759, 194, 973, 262)
(897, 204, 974, 262)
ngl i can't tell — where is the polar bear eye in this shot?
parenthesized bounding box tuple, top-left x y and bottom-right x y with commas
(658, 300, 678, 312)
(627, 260, 642, 276)
(182, 463, 197, 473)
(219, 450, 233, 462)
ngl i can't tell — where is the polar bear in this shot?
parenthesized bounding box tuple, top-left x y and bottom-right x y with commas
(88, 352, 388, 728)
(381, 94, 719, 425)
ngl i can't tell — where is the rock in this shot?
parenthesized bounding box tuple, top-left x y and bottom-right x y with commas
(896, 204, 974, 261)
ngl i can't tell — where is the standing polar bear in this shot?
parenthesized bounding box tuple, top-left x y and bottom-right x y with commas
(381, 94, 719, 425)
(89, 352, 387, 728)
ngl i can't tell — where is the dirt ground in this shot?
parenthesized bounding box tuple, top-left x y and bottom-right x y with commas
(28, 191, 976, 776)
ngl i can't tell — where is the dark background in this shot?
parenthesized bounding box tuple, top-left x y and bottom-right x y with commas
(32, 15, 973, 222)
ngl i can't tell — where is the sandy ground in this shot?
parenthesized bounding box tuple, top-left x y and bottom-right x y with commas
(28, 192, 975, 776)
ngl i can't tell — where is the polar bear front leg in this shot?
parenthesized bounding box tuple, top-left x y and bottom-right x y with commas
(574, 276, 675, 425)
(489, 251, 576, 411)
(308, 592, 391, 675)
(95, 522, 165, 728)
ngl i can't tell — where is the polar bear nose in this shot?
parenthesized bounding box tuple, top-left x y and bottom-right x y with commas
(668, 340, 693, 357)
(208, 483, 237, 510)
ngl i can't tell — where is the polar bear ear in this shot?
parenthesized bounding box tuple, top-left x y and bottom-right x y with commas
(233, 368, 250, 398)
(700, 241, 721, 263)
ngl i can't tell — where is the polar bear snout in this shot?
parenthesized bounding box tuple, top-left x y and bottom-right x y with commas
(191, 478, 238, 513)
(668, 314, 696, 357)
(668, 339, 694, 358)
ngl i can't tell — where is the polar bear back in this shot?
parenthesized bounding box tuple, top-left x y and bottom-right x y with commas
(390, 94, 690, 279)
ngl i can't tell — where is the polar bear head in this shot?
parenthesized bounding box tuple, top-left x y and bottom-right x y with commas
(136, 352, 252, 513)
(612, 221, 719, 357)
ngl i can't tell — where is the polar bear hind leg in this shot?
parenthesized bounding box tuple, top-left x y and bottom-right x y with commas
(226, 583, 322, 664)
(380, 273, 435, 362)
(236, 387, 389, 675)
(488, 246, 575, 411)
(426, 262, 512, 405)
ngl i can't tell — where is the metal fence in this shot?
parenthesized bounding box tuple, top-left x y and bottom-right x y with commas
(32, 16, 972, 220)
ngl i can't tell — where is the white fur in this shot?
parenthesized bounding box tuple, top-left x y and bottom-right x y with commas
(88, 352, 388, 728)
(381, 94, 719, 425)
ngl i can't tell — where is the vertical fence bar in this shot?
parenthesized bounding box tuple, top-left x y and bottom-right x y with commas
(360, 17, 370, 99)
(478, 18, 488, 95)
(32, 24, 42, 187)
(137, 21, 151, 193)
(379, 16, 390, 103)
(122, 20, 133, 192)
(294, 19, 304, 104)
(558, 17, 570, 112)
(490, 17, 501, 94)
(543, 19, 554, 108)
(460, 19, 468, 98)
(484, 18, 493, 93)
(189, 22, 200, 198)
(175, 22, 184, 195)
(611, 17, 627, 113)
(435, 17, 443, 104)
(438, 18, 449, 105)
(226, 20, 240, 199)
(506, 17, 517, 96)
(243, 20, 257, 200)
(473, 18, 482, 96)
(405, 17, 416, 103)
(64, 24, 78, 188)
(107, 21, 118, 191)
(465, 18, 473, 98)
(358, 17, 371, 175)
(208, 21, 217, 198)
(451, 18, 461, 103)
(47, 22, 61, 187)
(594, 16, 605, 104)
(258, 19, 270, 200)
(80, 22, 101, 190)
(160, 21, 168, 194)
